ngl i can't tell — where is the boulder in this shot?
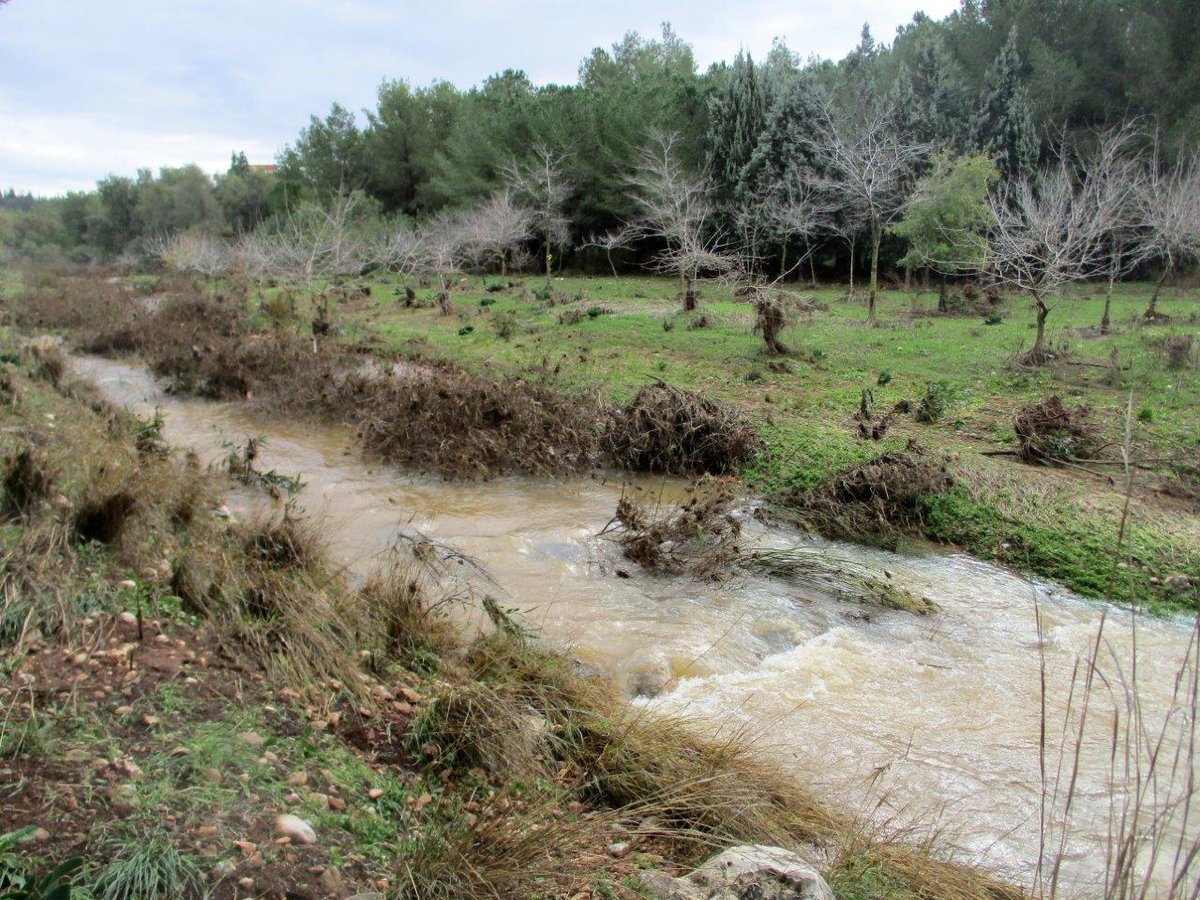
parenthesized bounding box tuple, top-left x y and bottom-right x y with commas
(640, 845, 833, 900)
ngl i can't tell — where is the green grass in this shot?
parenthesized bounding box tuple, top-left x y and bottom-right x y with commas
(324, 273, 1200, 610)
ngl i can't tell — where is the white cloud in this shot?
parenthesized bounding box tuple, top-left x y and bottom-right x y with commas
(0, 0, 962, 195)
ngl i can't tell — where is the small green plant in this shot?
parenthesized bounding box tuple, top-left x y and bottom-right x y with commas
(532, 287, 552, 302)
(132, 408, 168, 457)
(220, 436, 303, 496)
(915, 381, 949, 423)
(457, 325, 474, 336)
(877, 370, 892, 386)
(1, 828, 82, 899)
(485, 282, 505, 293)
(479, 296, 496, 307)
(1137, 407, 1154, 423)
(89, 838, 205, 900)
(984, 312, 1003, 325)
(492, 312, 517, 340)
(586, 306, 609, 319)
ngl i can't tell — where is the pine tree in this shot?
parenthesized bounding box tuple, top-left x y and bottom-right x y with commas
(705, 50, 768, 216)
(887, 64, 922, 139)
(911, 34, 969, 149)
(737, 74, 828, 275)
(973, 26, 1039, 183)
(738, 76, 826, 210)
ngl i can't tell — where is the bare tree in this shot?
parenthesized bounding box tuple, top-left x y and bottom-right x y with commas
(808, 109, 928, 323)
(759, 172, 833, 283)
(583, 223, 639, 278)
(627, 131, 736, 310)
(366, 220, 425, 287)
(154, 230, 232, 278)
(1137, 148, 1200, 321)
(504, 145, 571, 281)
(417, 210, 469, 314)
(460, 189, 533, 276)
(239, 191, 372, 285)
(1084, 124, 1152, 334)
(986, 150, 1119, 365)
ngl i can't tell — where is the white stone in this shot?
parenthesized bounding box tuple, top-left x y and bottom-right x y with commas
(273, 814, 317, 845)
(642, 845, 833, 900)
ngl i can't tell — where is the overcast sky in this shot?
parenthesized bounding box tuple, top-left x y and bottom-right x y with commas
(0, 0, 961, 196)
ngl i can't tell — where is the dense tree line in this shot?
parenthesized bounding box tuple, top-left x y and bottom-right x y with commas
(2, 0, 1197, 280)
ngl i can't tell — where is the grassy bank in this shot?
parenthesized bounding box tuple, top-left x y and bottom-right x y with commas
(340, 273, 1199, 611)
(0, 339, 1012, 897)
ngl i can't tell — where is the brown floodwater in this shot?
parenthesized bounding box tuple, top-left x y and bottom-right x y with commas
(72, 354, 1198, 897)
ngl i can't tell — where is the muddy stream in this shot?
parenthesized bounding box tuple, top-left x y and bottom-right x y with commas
(73, 355, 1198, 897)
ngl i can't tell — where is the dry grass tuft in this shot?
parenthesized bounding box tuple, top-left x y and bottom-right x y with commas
(73, 490, 136, 545)
(1, 446, 55, 519)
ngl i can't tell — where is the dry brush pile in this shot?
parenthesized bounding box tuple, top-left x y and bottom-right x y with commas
(780, 446, 956, 546)
(603, 382, 762, 476)
(1012, 395, 1107, 465)
(6, 275, 767, 481)
(603, 477, 935, 613)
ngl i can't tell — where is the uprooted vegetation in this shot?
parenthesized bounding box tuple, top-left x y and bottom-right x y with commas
(7, 274, 768, 480)
(1012, 395, 1107, 466)
(779, 447, 956, 549)
(0, 343, 1013, 898)
(357, 367, 609, 478)
(604, 382, 763, 476)
(604, 479, 936, 613)
(603, 479, 744, 579)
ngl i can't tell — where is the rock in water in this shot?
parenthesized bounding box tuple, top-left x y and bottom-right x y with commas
(273, 813, 317, 845)
(640, 845, 833, 900)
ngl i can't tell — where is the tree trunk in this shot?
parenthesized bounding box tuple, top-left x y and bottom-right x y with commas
(847, 235, 856, 295)
(938, 273, 948, 314)
(1100, 254, 1117, 335)
(1144, 264, 1170, 319)
(1022, 296, 1049, 365)
(867, 223, 881, 324)
(809, 247, 817, 287)
(780, 235, 789, 280)
(683, 273, 697, 311)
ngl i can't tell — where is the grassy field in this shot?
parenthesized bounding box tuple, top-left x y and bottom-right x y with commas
(312, 272, 1199, 611)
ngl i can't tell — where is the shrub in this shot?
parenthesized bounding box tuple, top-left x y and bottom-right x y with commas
(914, 382, 949, 423)
(1164, 334, 1194, 370)
(492, 311, 517, 340)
